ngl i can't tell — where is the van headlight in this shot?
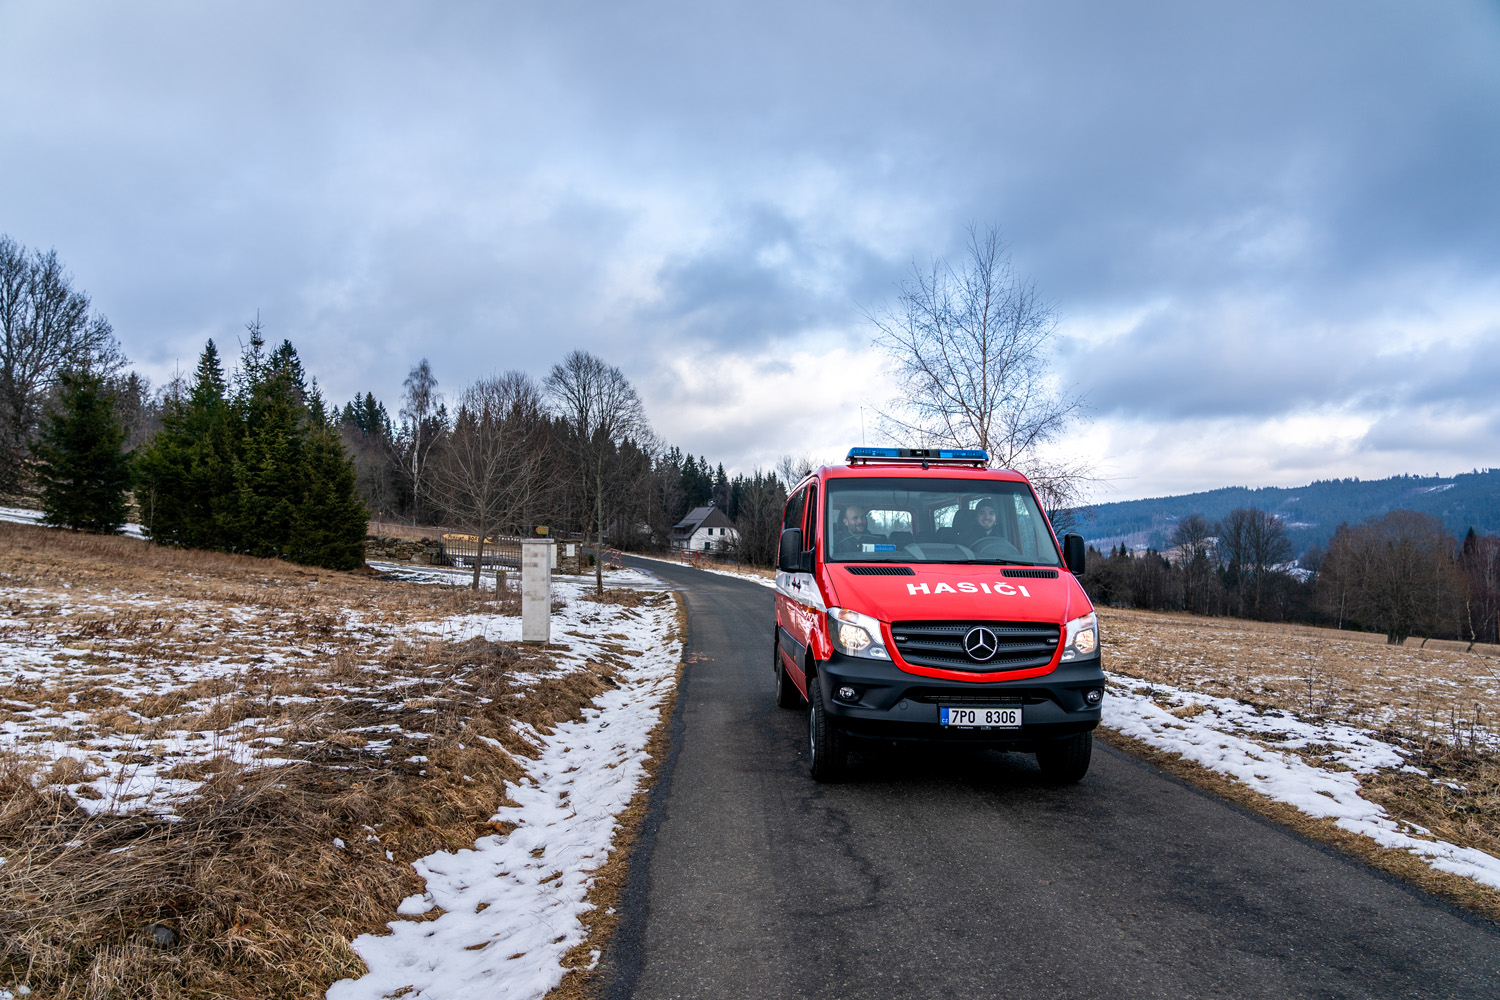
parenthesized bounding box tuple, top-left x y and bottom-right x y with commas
(1061, 612, 1098, 661)
(827, 607, 890, 660)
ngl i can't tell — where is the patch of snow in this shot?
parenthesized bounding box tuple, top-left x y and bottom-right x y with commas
(0, 506, 146, 538)
(396, 894, 435, 916)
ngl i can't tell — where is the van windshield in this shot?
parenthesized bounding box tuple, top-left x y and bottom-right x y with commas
(824, 477, 1063, 566)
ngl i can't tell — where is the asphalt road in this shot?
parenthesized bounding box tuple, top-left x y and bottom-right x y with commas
(602, 558, 1500, 1000)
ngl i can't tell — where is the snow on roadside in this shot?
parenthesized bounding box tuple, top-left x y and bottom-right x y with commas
(627, 551, 776, 589)
(1104, 679, 1500, 890)
(327, 572, 682, 1000)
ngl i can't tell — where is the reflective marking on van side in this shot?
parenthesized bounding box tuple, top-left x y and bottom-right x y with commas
(775, 571, 827, 611)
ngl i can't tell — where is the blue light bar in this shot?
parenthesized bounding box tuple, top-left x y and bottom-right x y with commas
(846, 447, 989, 464)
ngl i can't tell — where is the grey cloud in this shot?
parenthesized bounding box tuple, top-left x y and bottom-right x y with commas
(640, 205, 900, 351)
(2, 0, 1497, 483)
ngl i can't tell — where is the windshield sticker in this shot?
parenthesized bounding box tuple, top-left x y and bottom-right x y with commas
(861, 543, 897, 552)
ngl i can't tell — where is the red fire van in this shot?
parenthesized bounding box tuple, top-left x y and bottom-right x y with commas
(773, 447, 1103, 783)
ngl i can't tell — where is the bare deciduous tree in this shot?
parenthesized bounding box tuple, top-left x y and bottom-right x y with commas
(870, 224, 1088, 511)
(1459, 529, 1500, 649)
(429, 372, 548, 589)
(545, 351, 647, 594)
(1169, 513, 1217, 613)
(1320, 510, 1462, 645)
(0, 236, 123, 488)
(776, 453, 818, 489)
(1215, 507, 1293, 616)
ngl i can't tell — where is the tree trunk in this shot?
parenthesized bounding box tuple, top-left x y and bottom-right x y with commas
(471, 532, 485, 590)
(595, 458, 605, 595)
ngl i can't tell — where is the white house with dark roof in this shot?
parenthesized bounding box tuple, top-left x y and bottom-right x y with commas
(670, 506, 739, 553)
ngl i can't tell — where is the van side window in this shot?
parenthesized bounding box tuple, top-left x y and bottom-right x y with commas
(784, 488, 806, 534)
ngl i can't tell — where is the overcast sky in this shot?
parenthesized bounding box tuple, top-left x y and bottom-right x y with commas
(3, 1, 1497, 501)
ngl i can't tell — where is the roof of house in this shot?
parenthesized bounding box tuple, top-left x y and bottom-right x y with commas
(670, 506, 736, 536)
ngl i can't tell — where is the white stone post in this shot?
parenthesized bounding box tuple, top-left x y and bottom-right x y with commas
(521, 539, 553, 643)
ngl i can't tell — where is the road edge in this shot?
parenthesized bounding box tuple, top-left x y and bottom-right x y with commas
(545, 590, 690, 1000)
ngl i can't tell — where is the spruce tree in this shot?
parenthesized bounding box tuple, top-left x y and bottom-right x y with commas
(232, 338, 309, 557)
(138, 327, 367, 570)
(35, 369, 131, 533)
(136, 340, 236, 546)
(288, 402, 369, 570)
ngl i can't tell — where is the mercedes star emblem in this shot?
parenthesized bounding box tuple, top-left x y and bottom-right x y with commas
(963, 626, 999, 662)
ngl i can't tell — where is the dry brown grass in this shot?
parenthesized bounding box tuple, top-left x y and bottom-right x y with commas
(1100, 606, 1500, 746)
(0, 520, 668, 998)
(1100, 605, 1500, 917)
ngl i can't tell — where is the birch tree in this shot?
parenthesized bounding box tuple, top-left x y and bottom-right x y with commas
(399, 359, 442, 522)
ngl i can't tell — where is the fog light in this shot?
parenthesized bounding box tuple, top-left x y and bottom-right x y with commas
(1084, 688, 1103, 705)
(836, 685, 858, 702)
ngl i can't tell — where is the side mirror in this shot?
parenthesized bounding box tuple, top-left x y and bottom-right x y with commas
(779, 528, 803, 573)
(1063, 533, 1086, 575)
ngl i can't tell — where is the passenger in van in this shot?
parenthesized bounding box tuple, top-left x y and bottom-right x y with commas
(832, 503, 883, 553)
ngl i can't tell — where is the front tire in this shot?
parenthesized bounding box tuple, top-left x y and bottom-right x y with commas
(1036, 731, 1092, 785)
(807, 675, 848, 782)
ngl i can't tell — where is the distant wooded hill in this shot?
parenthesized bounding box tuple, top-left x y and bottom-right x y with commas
(1080, 469, 1500, 558)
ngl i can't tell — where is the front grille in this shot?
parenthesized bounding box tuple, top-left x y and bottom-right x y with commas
(889, 620, 1060, 672)
(1002, 568, 1058, 579)
(843, 565, 915, 576)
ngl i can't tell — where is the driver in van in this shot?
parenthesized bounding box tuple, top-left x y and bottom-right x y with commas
(967, 497, 1002, 543)
(833, 503, 882, 552)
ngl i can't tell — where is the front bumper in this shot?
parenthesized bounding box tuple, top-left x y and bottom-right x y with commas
(813, 651, 1104, 748)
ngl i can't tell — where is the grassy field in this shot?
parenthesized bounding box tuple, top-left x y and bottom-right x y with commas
(0, 522, 676, 999)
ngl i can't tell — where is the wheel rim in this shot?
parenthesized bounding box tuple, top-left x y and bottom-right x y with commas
(808, 700, 817, 763)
